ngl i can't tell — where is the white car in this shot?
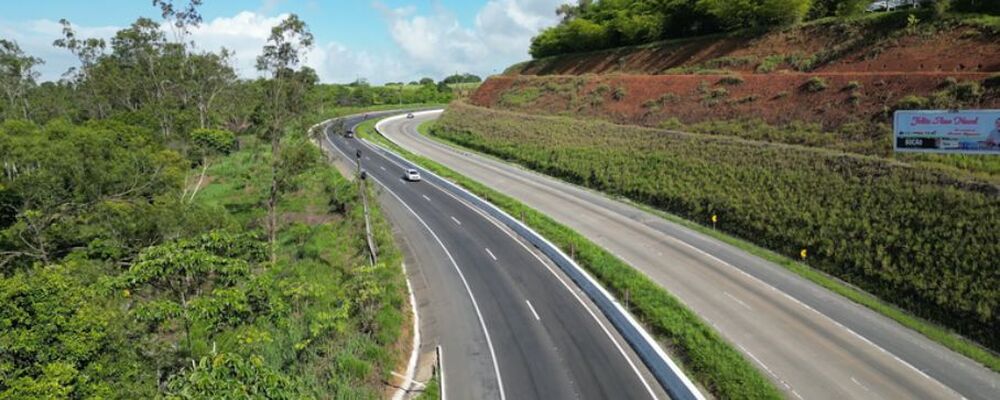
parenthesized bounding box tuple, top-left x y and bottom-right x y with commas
(405, 169, 421, 182)
(406, 113, 415, 119)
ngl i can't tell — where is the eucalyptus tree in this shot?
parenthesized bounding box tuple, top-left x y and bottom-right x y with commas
(0, 40, 42, 120)
(255, 14, 314, 262)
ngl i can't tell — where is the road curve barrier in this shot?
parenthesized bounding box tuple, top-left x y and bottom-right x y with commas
(373, 111, 706, 400)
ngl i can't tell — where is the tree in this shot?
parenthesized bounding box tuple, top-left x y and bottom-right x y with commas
(164, 353, 300, 399)
(117, 231, 263, 354)
(699, 0, 813, 29)
(255, 14, 314, 264)
(0, 40, 42, 120)
(185, 128, 235, 202)
(418, 77, 435, 85)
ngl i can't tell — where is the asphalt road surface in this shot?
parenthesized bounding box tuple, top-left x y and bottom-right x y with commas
(378, 110, 1000, 400)
(319, 113, 670, 400)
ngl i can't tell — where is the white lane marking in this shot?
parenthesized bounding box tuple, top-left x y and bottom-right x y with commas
(852, 376, 871, 392)
(422, 194, 432, 202)
(392, 263, 421, 400)
(383, 112, 968, 400)
(724, 291, 752, 311)
(525, 299, 541, 321)
(380, 166, 386, 171)
(408, 168, 660, 400)
(451, 216, 461, 226)
(485, 248, 497, 261)
(665, 234, 960, 396)
(354, 128, 657, 399)
(325, 134, 506, 400)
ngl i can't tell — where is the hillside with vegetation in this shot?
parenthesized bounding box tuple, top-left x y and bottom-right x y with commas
(435, 0, 1000, 363)
(0, 3, 434, 397)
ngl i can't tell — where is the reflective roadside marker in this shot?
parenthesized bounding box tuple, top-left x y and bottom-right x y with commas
(800, 249, 807, 260)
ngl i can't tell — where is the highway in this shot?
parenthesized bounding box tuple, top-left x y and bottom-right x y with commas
(319, 113, 670, 400)
(378, 110, 1000, 400)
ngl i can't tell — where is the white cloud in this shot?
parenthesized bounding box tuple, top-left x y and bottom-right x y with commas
(375, 0, 568, 79)
(3, 1, 568, 84)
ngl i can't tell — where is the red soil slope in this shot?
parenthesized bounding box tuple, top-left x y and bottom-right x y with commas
(508, 18, 1000, 76)
(471, 73, 999, 131)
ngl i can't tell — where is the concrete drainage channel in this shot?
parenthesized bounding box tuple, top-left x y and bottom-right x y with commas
(373, 111, 705, 400)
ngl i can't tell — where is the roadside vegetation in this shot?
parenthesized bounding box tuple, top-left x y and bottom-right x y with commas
(356, 116, 782, 399)
(429, 102, 1000, 367)
(0, 2, 421, 397)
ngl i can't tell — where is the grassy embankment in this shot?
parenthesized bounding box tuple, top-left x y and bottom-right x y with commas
(355, 116, 782, 399)
(193, 131, 407, 397)
(424, 102, 1000, 373)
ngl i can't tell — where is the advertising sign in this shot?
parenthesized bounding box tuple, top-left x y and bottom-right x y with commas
(893, 110, 1000, 155)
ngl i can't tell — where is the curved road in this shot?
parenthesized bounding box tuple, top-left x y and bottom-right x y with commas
(320, 113, 670, 400)
(378, 110, 1000, 400)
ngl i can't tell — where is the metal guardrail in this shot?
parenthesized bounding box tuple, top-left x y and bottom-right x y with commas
(374, 112, 705, 400)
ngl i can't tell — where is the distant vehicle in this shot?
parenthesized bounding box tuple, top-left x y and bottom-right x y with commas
(406, 113, 415, 119)
(345, 129, 354, 138)
(405, 168, 421, 182)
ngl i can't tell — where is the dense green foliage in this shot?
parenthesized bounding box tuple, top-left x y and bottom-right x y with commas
(432, 102, 1000, 351)
(529, 0, 1000, 58)
(359, 119, 781, 399)
(1, 3, 413, 397)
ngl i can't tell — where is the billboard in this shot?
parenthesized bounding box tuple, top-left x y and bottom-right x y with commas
(893, 110, 1000, 155)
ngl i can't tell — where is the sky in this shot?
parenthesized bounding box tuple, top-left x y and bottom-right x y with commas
(0, 0, 569, 84)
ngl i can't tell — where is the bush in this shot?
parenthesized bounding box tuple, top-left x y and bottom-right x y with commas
(802, 76, 829, 92)
(612, 86, 628, 101)
(718, 75, 746, 85)
(895, 95, 929, 110)
(844, 81, 862, 91)
(434, 102, 1000, 352)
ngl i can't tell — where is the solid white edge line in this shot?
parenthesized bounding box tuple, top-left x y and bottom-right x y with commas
(438, 345, 447, 400)
(525, 299, 541, 321)
(325, 132, 506, 400)
(392, 263, 421, 400)
(374, 115, 677, 400)
(311, 118, 424, 400)
(416, 166, 660, 400)
(381, 111, 968, 400)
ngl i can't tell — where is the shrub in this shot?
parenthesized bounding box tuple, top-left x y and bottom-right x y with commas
(848, 91, 863, 106)
(952, 81, 983, 102)
(757, 55, 785, 73)
(773, 90, 790, 99)
(802, 77, 829, 92)
(612, 86, 628, 101)
(895, 95, 929, 110)
(718, 75, 745, 85)
(844, 81, 862, 91)
(435, 102, 1000, 352)
(983, 74, 1000, 90)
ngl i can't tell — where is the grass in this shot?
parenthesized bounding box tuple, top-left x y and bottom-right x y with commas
(197, 124, 409, 397)
(414, 371, 439, 400)
(418, 108, 1000, 375)
(359, 117, 781, 399)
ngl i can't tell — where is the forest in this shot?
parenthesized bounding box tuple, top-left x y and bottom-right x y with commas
(431, 101, 1000, 353)
(530, 0, 1000, 58)
(0, 1, 424, 397)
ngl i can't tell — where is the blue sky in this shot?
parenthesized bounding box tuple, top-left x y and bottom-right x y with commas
(0, 0, 568, 83)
